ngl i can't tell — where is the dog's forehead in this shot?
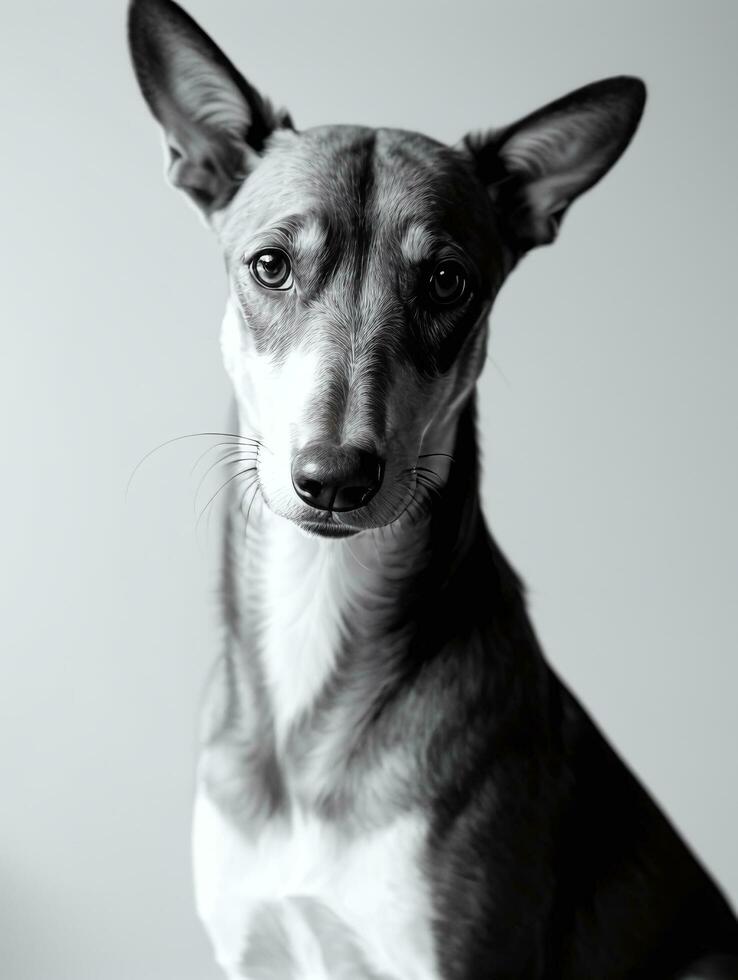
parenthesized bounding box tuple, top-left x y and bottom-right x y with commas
(219, 125, 495, 259)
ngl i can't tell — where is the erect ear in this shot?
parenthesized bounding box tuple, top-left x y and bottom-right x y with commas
(462, 76, 646, 252)
(128, 0, 293, 215)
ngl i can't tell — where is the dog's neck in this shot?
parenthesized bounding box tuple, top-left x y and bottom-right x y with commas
(218, 396, 508, 816)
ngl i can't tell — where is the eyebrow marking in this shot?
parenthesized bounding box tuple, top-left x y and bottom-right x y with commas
(400, 223, 438, 265)
(241, 212, 329, 264)
(238, 214, 305, 262)
(292, 216, 328, 263)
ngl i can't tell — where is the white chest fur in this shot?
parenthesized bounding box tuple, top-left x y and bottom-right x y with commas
(192, 791, 440, 980)
(257, 517, 348, 751)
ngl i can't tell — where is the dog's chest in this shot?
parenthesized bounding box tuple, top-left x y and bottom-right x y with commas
(193, 792, 440, 979)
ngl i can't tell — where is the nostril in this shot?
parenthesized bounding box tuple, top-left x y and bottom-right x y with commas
(337, 485, 370, 509)
(295, 476, 323, 499)
(291, 444, 384, 513)
(292, 469, 333, 510)
(331, 455, 383, 512)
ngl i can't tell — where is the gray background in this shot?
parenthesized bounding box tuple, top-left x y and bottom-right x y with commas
(2, 1, 736, 978)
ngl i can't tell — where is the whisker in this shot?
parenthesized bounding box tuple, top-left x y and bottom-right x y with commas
(385, 459, 448, 530)
(415, 480, 444, 499)
(414, 465, 445, 482)
(196, 466, 257, 531)
(347, 541, 373, 574)
(385, 475, 421, 532)
(193, 451, 259, 511)
(238, 474, 259, 520)
(189, 440, 256, 476)
(415, 473, 444, 499)
(409, 482, 436, 524)
(488, 354, 511, 389)
(126, 430, 262, 498)
(242, 480, 262, 541)
(206, 468, 260, 543)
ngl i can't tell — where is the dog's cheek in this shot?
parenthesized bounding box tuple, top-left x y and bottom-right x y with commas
(411, 333, 487, 460)
(384, 368, 436, 461)
(436, 322, 488, 417)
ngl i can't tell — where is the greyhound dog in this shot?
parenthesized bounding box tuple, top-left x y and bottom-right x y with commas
(128, 1, 738, 977)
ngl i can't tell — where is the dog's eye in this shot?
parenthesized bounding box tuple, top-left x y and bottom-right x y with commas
(427, 260, 467, 306)
(250, 249, 293, 290)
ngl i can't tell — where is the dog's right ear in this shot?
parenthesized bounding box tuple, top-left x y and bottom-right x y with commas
(128, 0, 292, 215)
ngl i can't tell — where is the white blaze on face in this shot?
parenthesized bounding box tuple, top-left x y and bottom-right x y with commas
(221, 299, 328, 512)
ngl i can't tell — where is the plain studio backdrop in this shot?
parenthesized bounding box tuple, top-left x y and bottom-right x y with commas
(1, 1, 736, 977)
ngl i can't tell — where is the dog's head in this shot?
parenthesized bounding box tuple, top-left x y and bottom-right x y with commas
(129, 0, 645, 538)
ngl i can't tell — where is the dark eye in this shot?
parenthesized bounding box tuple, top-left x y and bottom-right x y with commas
(250, 249, 293, 290)
(427, 259, 467, 306)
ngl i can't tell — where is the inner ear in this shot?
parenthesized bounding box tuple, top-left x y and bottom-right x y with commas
(128, 0, 293, 214)
(462, 76, 646, 251)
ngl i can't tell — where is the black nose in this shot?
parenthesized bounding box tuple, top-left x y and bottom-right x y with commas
(291, 443, 384, 513)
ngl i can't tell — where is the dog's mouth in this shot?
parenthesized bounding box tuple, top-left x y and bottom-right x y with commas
(296, 515, 363, 539)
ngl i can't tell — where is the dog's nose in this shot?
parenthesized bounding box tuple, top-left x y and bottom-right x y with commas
(291, 443, 384, 512)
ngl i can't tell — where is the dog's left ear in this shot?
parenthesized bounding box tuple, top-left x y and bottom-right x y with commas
(462, 76, 646, 252)
(128, 0, 293, 215)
